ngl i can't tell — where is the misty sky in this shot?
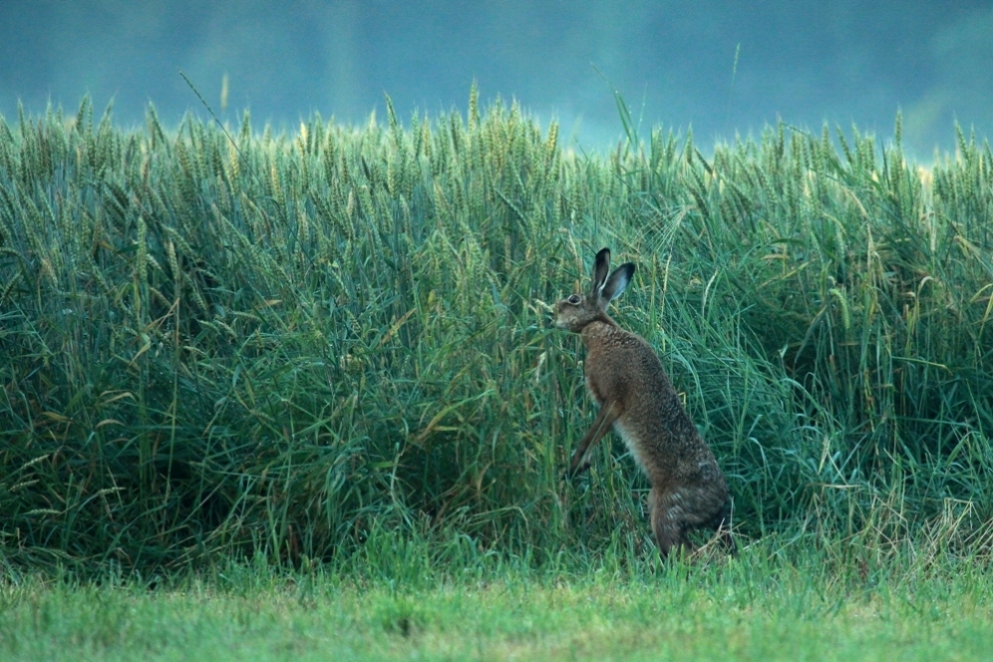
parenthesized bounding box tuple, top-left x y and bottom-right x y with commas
(2, 0, 991, 158)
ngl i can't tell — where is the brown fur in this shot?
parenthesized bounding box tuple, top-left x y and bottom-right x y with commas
(554, 248, 735, 559)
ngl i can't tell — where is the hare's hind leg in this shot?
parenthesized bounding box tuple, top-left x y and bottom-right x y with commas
(649, 487, 694, 560)
(705, 499, 737, 555)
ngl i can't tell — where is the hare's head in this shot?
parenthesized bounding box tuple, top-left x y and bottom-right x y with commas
(553, 248, 635, 333)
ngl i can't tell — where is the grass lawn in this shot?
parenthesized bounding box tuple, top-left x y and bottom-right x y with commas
(2, 548, 991, 661)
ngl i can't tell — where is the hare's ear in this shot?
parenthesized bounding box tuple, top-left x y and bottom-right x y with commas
(591, 248, 611, 296)
(600, 263, 635, 306)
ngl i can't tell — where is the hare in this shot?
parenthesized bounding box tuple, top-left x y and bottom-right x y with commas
(553, 247, 735, 559)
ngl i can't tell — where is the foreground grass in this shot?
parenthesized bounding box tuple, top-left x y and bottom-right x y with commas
(2, 547, 992, 662)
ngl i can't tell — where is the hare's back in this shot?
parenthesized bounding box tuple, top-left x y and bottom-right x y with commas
(585, 328, 675, 402)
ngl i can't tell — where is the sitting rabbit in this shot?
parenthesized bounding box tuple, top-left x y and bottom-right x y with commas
(554, 248, 735, 559)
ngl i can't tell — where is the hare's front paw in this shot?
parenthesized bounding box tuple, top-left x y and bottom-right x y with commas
(566, 459, 592, 480)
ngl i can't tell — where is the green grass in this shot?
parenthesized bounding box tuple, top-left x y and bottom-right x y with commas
(2, 89, 993, 662)
(2, 544, 992, 662)
(1, 89, 992, 574)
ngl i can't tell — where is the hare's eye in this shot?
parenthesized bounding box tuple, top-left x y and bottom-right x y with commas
(567, 294, 581, 305)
